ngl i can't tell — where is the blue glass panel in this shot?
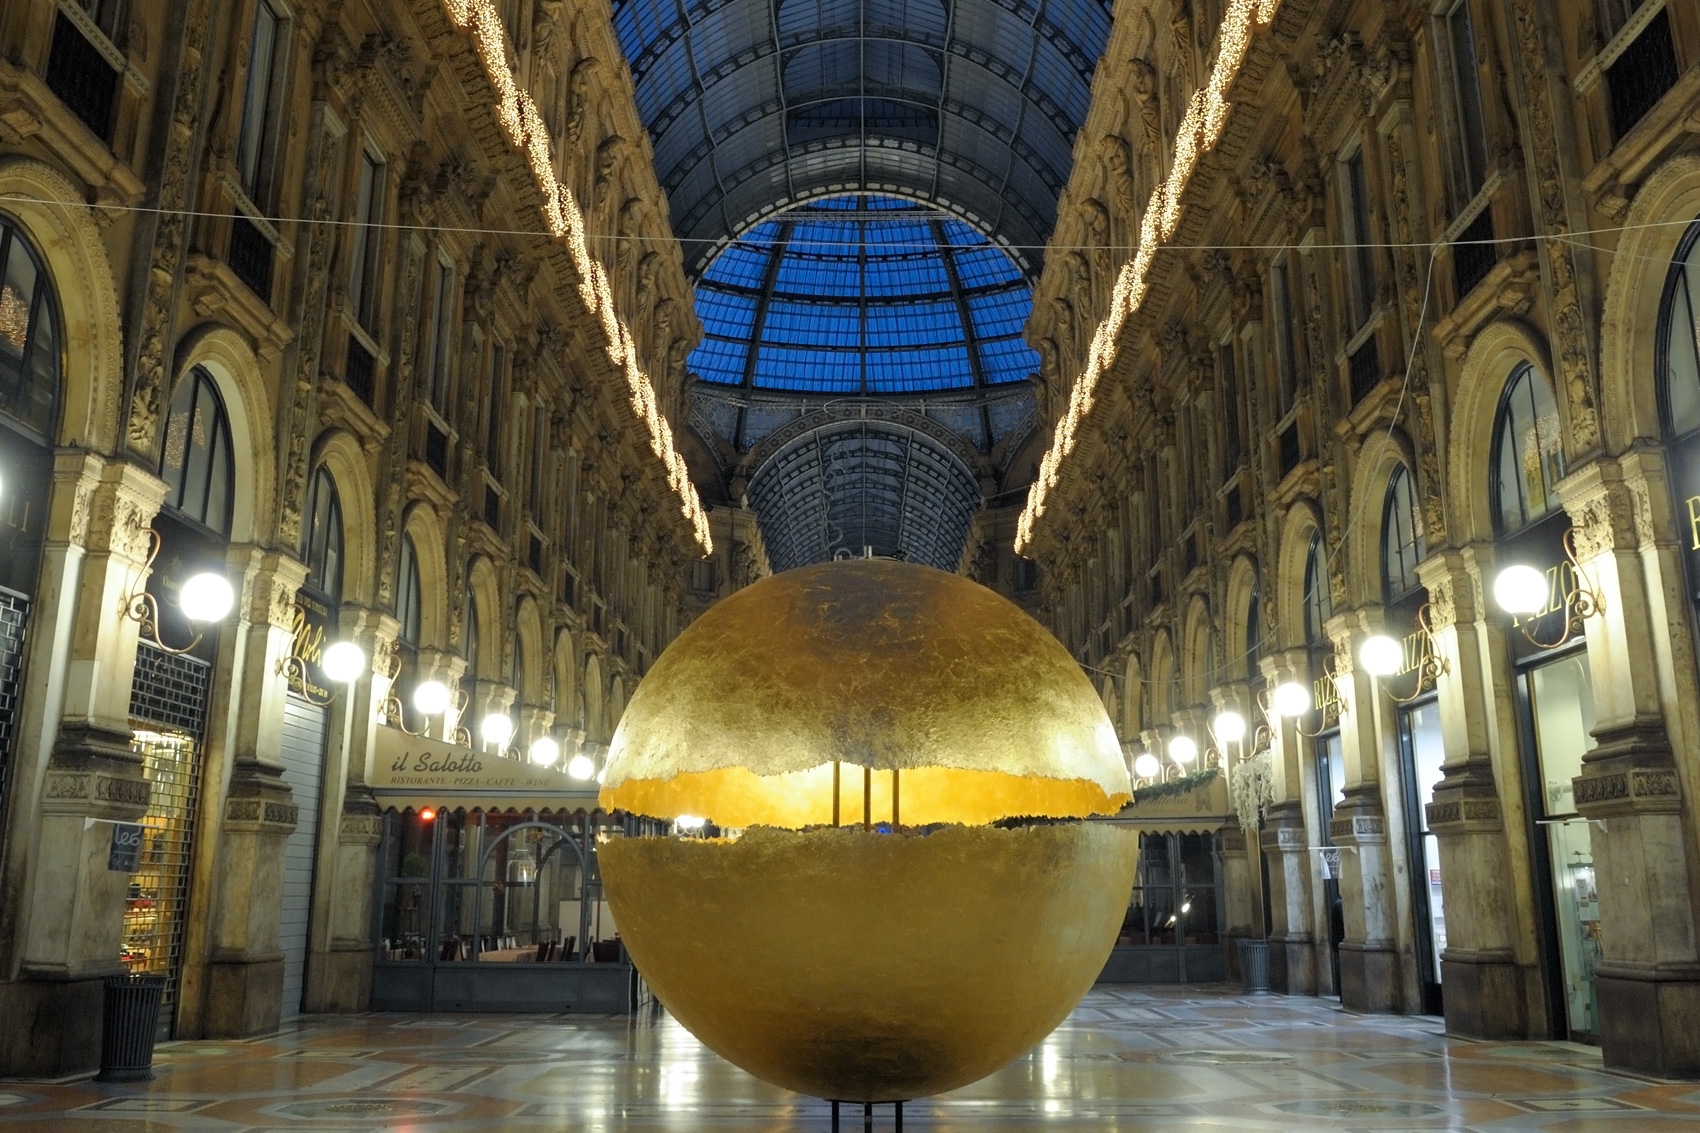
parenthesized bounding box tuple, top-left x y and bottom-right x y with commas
(689, 336, 749, 385)
(865, 346, 974, 392)
(691, 193, 1037, 394)
(977, 336, 1040, 384)
(695, 288, 759, 336)
(966, 289, 1031, 338)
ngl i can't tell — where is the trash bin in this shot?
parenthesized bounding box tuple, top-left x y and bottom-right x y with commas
(97, 973, 165, 1082)
(1237, 938, 1271, 995)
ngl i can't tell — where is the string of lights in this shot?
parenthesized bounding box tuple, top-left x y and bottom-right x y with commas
(439, 0, 712, 554)
(1014, 0, 1282, 553)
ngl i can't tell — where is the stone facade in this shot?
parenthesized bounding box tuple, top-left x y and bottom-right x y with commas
(0, 0, 709, 1075)
(1008, 0, 1700, 1076)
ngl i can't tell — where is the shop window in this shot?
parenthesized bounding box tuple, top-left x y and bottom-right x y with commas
(1340, 148, 1379, 332)
(1661, 217, 1700, 438)
(392, 535, 424, 729)
(346, 148, 385, 332)
(302, 467, 344, 604)
(1438, 0, 1490, 206)
(236, 0, 284, 201)
(159, 367, 235, 538)
(1269, 259, 1300, 414)
(1303, 532, 1332, 647)
(1381, 465, 1425, 602)
(1605, 7, 1679, 140)
(1491, 363, 1565, 535)
(0, 217, 63, 444)
(45, 10, 120, 142)
(1120, 832, 1220, 947)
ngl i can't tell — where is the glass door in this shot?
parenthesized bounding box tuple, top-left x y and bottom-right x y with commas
(1520, 650, 1600, 1039)
(1397, 699, 1446, 1014)
(1315, 730, 1344, 995)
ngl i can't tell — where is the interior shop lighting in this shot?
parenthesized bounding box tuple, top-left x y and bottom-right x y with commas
(1168, 734, 1198, 764)
(1271, 681, 1311, 718)
(528, 734, 561, 767)
(1015, 0, 1282, 551)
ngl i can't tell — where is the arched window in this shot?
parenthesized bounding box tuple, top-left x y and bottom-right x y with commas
(463, 588, 480, 678)
(159, 367, 234, 537)
(0, 215, 61, 442)
(396, 535, 422, 647)
(1303, 531, 1333, 647)
(1661, 218, 1700, 437)
(302, 467, 343, 603)
(1491, 363, 1564, 534)
(1244, 578, 1261, 681)
(1382, 465, 1425, 601)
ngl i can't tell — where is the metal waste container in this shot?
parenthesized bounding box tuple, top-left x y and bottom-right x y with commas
(1237, 938, 1271, 995)
(97, 973, 165, 1082)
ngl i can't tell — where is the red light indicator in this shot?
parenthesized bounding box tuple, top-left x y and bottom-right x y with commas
(419, 807, 436, 822)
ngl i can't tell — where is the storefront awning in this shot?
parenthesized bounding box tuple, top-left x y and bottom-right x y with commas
(369, 727, 602, 814)
(1103, 769, 1231, 834)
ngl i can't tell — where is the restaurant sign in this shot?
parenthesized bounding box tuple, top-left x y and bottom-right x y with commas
(286, 595, 333, 701)
(372, 725, 578, 795)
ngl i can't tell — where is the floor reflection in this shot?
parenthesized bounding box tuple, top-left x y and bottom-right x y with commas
(3, 985, 1697, 1130)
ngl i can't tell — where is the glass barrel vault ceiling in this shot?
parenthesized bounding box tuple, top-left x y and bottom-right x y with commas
(609, 0, 1113, 272)
(690, 194, 1039, 397)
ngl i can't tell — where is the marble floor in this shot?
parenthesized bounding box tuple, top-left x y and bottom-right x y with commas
(3, 985, 1699, 1131)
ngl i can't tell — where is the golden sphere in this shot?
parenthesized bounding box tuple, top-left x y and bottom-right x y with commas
(599, 560, 1137, 1102)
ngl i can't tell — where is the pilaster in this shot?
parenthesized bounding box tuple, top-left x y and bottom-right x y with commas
(200, 551, 309, 1038)
(1418, 550, 1532, 1039)
(1564, 456, 1700, 1076)
(0, 455, 166, 1077)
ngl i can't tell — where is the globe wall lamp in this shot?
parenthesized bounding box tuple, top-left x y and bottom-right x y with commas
(276, 639, 367, 706)
(124, 529, 234, 655)
(479, 712, 515, 750)
(1359, 604, 1449, 704)
(1493, 529, 1600, 649)
(378, 657, 470, 739)
(528, 734, 561, 767)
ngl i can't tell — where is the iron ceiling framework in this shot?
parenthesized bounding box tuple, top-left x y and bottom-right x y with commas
(745, 415, 983, 570)
(611, 0, 1112, 275)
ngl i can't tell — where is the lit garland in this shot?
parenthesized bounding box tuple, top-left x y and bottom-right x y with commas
(440, 0, 713, 554)
(1014, 0, 1281, 553)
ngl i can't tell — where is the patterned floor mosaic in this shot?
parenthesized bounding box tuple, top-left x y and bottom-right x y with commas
(4, 985, 1699, 1130)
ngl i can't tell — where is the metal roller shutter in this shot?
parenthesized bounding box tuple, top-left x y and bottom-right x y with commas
(277, 697, 327, 1018)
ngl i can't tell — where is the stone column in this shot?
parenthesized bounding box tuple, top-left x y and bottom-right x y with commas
(305, 607, 397, 1013)
(1417, 550, 1536, 1037)
(200, 550, 309, 1038)
(518, 704, 556, 755)
(1217, 820, 1255, 981)
(1565, 456, 1700, 1076)
(1260, 651, 1317, 995)
(1326, 610, 1400, 1012)
(0, 455, 167, 1076)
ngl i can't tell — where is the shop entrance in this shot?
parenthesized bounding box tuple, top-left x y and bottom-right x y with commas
(1515, 648, 1600, 1040)
(1099, 831, 1224, 983)
(277, 696, 328, 1018)
(1315, 729, 1345, 995)
(1396, 698, 1446, 1015)
(122, 643, 213, 1035)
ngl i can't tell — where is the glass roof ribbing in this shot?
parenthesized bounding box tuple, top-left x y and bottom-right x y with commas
(608, 0, 1113, 274)
(690, 195, 1039, 395)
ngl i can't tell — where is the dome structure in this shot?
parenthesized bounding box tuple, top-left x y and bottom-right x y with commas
(690, 194, 1039, 396)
